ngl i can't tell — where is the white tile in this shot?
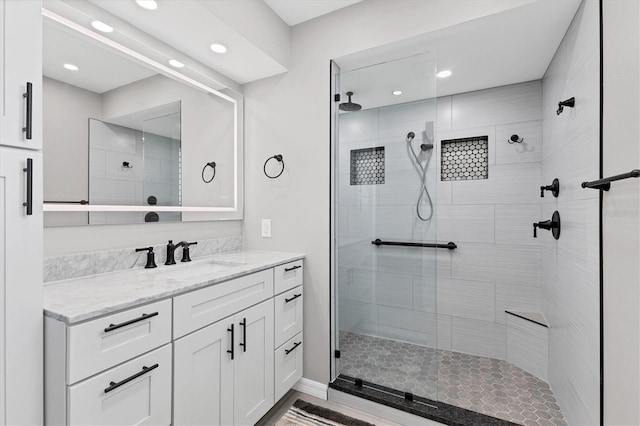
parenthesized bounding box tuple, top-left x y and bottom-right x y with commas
(495, 284, 542, 324)
(495, 204, 542, 246)
(378, 99, 436, 139)
(495, 120, 542, 165)
(378, 306, 438, 347)
(437, 204, 495, 244)
(451, 243, 541, 286)
(345, 204, 414, 240)
(451, 317, 506, 360)
(436, 96, 452, 132)
(451, 162, 541, 205)
(506, 315, 548, 382)
(338, 299, 379, 335)
(349, 269, 414, 309)
(338, 108, 379, 143)
(437, 315, 452, 350)
(437, 277, 495, 322)
(412, 277, 436, 313)
(451, 80, 542, 129)
(376, 245, 440, 278)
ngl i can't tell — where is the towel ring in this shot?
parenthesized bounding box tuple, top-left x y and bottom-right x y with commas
(202, 161, 216, 183)
(264, 154, 284, 179)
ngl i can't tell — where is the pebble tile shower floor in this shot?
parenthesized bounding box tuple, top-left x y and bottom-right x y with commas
(339, 332, 566, 426)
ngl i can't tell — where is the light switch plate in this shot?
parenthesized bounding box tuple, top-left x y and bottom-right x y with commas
(261, 219, 271, 237)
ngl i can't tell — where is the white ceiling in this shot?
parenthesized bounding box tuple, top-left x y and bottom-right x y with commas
(264, 0, 362, 26)
(336, 0, 581, 111)
(88, 0, 287, 85)
(43, 19, 157, 93)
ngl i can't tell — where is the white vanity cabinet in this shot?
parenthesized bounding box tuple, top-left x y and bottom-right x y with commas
(44, 259, 304, 426)
(0, 0, 42, 150)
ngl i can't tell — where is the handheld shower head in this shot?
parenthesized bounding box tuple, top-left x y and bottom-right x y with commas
(407, 132, 415, 141)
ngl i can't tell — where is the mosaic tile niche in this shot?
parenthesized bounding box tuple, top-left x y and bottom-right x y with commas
(441, 136, 489, 181)
(350, 146, 385, 185)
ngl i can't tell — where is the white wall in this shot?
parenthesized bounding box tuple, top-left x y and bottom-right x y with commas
(541, 1, 600, 424)
(243, 0, 542, 384)
(602, 1, 640, 425)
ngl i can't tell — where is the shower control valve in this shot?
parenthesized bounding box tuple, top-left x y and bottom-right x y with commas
(540, 178, 560, 198)
(533, 211, 561, 240)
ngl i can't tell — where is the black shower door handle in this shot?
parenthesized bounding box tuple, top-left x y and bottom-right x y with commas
(23, 82, 32, 140)
(23, 158, 33, 215)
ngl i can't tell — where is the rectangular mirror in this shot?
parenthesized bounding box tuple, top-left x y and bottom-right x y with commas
(42, 10, 243, 226)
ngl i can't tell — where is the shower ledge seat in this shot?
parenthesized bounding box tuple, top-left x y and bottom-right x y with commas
(505, 310, 549, 384)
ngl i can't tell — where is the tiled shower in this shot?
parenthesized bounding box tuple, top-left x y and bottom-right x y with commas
(333, 1, 598, 424)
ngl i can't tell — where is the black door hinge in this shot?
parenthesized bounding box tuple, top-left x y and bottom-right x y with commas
(334, 94, 340, 102)
(334, 350, 341, 358)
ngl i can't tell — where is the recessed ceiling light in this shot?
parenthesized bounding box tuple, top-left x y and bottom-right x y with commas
(63, 63, 79, 71)
(210, 43, 227, 54)
(169, 59, 184, 68)
(392, 90, 402, 96)
(135, 0, 158, 10)
(91, 21, 114, 33)
(436, 70, 452, 78)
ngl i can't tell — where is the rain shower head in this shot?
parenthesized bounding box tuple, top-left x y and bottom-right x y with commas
(339, 91, 362, 112)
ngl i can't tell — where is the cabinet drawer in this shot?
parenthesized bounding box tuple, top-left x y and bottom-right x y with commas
(274, 260, 303, 295)
(173, 269, 274, 339)
(67, 344, 171, 426)
(274, 333, 303, 402)
(67, 299, 172, 385)
(274, 286, 303, 348)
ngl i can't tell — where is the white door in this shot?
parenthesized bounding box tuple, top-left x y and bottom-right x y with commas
(173, 319, 234, 426)
(233, 299, 274, 426)
(0, 146, 43, 425)
(0, 0, 42, 150)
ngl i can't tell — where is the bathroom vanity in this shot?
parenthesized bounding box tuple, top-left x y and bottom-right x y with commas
(43, 251, 304, 425)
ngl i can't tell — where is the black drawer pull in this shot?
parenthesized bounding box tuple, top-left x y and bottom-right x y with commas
(23, 158, 33, 215)
(284, 265, 301, 272)
(285, 341, 302, 355)
(104, 364, 158, 393)
(227, 323, 235, 360)
(239, 318, 247, 352)
(23, 82, 32, 140)
(104, 312, 158, 333)
(285, 293, 302, 303)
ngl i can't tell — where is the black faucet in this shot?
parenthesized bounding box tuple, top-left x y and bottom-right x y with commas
(135, 246, 157, 268)
(533, 211, 561, 240)
(165, 240, 198, 265)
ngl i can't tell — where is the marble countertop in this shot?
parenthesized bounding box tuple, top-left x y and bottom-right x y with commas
(43, 250, 305, 325)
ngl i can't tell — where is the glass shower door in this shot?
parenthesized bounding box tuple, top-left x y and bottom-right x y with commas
(334, 52, 440, 402)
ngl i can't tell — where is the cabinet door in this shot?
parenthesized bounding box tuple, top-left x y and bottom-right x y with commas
(233, 299, 274, 426)
(68, 344, 171, 426)
(0, 0, 42, 150)
(174, 320, 234, 426)
(0, 147, 43, 425)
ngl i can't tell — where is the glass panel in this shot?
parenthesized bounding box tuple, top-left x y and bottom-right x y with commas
(335, 52, 439, 401)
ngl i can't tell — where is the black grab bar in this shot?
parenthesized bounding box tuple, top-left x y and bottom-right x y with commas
(581, 169, 640, 191)
(372, 239, 457, 250)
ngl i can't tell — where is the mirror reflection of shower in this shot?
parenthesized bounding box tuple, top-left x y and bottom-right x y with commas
(406, 125, 434, 221)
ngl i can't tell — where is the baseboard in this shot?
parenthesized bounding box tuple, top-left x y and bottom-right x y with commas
(293, 377, 328, 400)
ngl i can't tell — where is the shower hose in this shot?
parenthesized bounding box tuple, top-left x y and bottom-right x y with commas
(406, 135, 434, 221)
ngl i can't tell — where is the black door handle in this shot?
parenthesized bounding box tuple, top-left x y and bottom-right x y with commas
(23, 158, 33, 215)
(104, 364, 159, 393)
(285, 341, 302, 355)
(285, 293, 302, 303)
(227, 324, 235, 360)
(239, 318, 247, 352)
(104, 312, 158, 333)
(23, 82, 32, 140)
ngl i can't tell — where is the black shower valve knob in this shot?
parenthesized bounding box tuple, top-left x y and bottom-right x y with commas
(540, 178, 560, 198)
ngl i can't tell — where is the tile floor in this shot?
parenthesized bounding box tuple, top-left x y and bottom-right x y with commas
(339, 332, 567, 426)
